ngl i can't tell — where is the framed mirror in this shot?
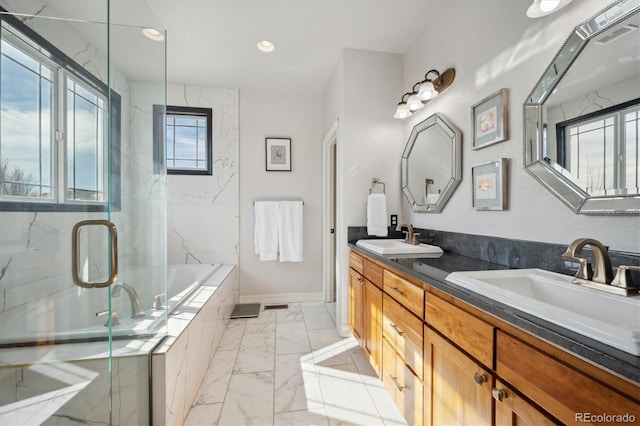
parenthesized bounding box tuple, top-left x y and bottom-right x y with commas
(402, 113, 462, 212)
(523, 0, 640, 214)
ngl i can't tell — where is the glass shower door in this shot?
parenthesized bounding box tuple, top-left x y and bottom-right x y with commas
(0, 4, 167, 424)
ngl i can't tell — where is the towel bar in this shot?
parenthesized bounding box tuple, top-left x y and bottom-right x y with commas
(369, 178, 386, 194)
(253, 200, 304, 205)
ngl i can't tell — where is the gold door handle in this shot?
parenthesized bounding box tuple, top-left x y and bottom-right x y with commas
(389, 323, 405, 336)
(390, 286, 405, 296)
(72, 220, 118, 288)
(492, 388, 506, 402)
(473, 372, 487, 385)
(389, 375, 406, 392)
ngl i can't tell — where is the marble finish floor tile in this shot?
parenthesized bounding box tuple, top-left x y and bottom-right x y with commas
(187, 303, 407, 426)
(276, 321, 311, 355)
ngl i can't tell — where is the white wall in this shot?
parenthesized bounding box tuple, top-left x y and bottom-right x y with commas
(398, 0, 640, 254)
(238, 90, 324, 302)
(324, 48, 405, 333)
(166, 85, 239, 265)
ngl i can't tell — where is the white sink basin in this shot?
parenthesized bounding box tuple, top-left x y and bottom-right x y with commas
(356, 239, 443, 256)
(446, 268, 640, 355)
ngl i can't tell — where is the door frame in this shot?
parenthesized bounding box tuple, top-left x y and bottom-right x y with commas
(322, 120, 338, 303)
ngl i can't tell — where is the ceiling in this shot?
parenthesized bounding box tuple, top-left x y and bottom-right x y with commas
(31, 0, 442, 96)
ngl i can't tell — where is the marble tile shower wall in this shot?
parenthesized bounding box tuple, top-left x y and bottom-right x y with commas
(0, 2, 165, 325)
(348, 227, 640, 279)
(165, 85, 239, 266)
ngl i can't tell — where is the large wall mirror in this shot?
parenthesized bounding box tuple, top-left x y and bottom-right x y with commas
(402, 113, 462, 212)
(524, 0, 640, 214)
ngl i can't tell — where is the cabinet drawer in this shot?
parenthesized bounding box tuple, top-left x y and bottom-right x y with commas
(349, 251, 363, 273)
(382, 293, 423, 379)
(383, 337, 423, 426)
(496, 331, 639, 425)
(425, 293, 494, 368)
(363, 259, 383, 288)
(383, 270, 424, 318)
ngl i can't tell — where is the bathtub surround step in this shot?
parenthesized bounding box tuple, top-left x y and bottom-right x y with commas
(152, 265, 238, 426)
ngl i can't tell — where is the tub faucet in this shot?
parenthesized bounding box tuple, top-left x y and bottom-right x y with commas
(111, 283, 145, 319)
(395, 223, 421, 245)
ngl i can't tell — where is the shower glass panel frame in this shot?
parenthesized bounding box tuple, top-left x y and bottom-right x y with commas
(0, 4, 167, 425)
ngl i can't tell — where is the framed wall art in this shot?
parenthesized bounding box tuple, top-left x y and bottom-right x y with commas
(471, 158, 508, 210)
(265, 137, 291, 171)
(471, 88, 509, 150)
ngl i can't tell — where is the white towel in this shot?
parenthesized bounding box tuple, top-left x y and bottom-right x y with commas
(367, 193, 388, 237)
(278, 201, 304, 262)
(254, 201, 279, 261)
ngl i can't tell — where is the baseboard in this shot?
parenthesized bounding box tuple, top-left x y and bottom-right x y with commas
(238, 292, 324, 305)
(337, 324, 352, 338)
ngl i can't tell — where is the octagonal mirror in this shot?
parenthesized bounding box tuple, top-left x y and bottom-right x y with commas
(523, 0, 640, 214)
(402, 113, 462, 212)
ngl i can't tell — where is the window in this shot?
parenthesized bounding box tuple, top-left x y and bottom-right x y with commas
(557, 99, 639, 196)
(0, 11, 121, 212)
(154, 105, 212, 175)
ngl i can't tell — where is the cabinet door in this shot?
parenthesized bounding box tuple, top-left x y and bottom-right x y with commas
(349, 268, 364, 340)
(493, 379, 559, 426)
(496, 331, 640, 425)
(424, 326, 492, 426)
(383, 337, 424, 426)
(364, 279, 383, 376)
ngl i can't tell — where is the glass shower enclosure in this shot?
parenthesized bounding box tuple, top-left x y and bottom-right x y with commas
(0, 2, 167, 424)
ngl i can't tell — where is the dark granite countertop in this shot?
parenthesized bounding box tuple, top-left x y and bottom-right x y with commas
(348, 242, 640, 385)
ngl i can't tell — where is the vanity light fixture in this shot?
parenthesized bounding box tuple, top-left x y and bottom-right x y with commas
(393, 93, 413, 119)
(407, 83, 425, 112)
(142, 28, 165, 42)
(257, 39, 275, 53)
(526, 0, 573, 18)
(393, 68, 456, 119)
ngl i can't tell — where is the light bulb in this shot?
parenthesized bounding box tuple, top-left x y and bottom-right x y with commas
(418, 81, 438, 101)
(407, 93, 424, 111)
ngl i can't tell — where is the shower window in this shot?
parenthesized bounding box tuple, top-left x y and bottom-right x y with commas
(165, 106, 212, 175)
(0, 13, 121, 212)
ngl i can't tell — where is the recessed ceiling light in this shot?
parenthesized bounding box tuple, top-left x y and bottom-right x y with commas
(257, 40, 275, 53)
(142, 28, 165, 42)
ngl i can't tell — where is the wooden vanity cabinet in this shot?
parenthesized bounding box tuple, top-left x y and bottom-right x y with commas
(348, 267, 364, 340)
(493, 379, 559, 426)
(424, 326, 493, 426)
(496, 331, 640, 425)
(381, 279, 425, 425)
(349, 252, 383, 375)
(363, 279, 382, 375)
(349, 248, 640, 426)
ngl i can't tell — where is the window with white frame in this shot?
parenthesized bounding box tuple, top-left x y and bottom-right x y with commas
(557, 100, 639, 196)
(0, 13, 120, 212)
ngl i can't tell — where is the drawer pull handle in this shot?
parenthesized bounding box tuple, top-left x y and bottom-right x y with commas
(390, 375, 406, 392)
(357, 276, 364, 283)
(473, 372, 487, 385)
(492, 388, 506, 402)
(390, 286, 405, 296)
(389, 323, 405, 336)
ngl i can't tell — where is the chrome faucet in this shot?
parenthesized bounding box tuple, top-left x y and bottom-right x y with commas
(562, 238, 638, 296)
(395, 223, 421, 245)
(111, 283, 145, 319)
